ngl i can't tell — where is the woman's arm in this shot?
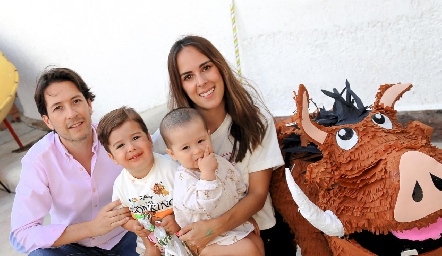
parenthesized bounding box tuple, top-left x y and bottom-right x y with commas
(178, 168, 272, 248)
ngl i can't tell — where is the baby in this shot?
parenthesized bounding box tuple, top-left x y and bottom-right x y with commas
(160, 107, 264, 256)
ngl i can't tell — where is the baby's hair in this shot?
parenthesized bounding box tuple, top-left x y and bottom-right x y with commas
(97, 106, 148, 153)
(160, 107, 206, 148)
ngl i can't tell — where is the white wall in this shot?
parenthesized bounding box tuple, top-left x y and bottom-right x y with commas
(0, 0, 441, 121)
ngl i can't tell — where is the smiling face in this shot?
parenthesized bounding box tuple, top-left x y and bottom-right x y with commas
(107, 120, 154, 178)
(177, 46, 225, 114)
(42, 81, 93, 146)
(165, 118, 213, 170)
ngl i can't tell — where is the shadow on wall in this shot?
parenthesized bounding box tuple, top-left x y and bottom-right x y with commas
(0, 40, 46, 121)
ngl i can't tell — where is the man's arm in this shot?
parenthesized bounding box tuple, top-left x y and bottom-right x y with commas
(52, 200, 130, 247)
(10, 158, 130, 252)
(10, 159, 62, 253)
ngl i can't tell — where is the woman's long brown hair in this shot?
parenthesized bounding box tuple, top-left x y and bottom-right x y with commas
(167, 35, 270, 163)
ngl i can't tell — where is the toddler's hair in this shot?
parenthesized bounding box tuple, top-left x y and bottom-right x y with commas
(97, 106, 148, 153)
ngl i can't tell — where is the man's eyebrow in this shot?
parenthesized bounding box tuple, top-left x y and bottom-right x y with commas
(47, 95, 82, 110)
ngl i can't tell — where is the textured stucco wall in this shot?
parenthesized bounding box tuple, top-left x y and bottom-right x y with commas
(0, 0, 440, 121)
(234, 0, 442, 115)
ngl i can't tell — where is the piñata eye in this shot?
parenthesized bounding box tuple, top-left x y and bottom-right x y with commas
(336, 128, 358, 150)
(372, 113, 392, 129)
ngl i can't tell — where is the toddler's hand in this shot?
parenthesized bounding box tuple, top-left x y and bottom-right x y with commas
(161, 215, 181, 235)
(198, 145, 218, 180)
(142, 236, 161, 256)
(131, 220, 151, 237)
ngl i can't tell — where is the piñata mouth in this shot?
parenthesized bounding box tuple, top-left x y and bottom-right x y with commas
(349, 230, 442, 255)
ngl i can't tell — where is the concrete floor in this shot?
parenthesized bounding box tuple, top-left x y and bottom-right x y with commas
(1, 111, 441, 256)
(0, 190, 24, 256)
(0, 118, 47, 256)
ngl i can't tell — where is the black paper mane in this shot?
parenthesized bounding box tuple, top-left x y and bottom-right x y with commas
(282, 80, 370, 163)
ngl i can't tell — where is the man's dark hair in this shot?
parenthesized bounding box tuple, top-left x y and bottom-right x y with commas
(34, 67, 95, 116)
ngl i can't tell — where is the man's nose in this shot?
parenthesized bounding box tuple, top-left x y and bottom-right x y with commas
(66, 106, 78, 118)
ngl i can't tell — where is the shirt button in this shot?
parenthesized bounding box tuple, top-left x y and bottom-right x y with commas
(94, 205, 98, 207)
(92, 188, 96, 192)
(80, 168, 83, 171)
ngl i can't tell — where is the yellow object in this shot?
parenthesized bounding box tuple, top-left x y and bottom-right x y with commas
(0, 50, 19, 123)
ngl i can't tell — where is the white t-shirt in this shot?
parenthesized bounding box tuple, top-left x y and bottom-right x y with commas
(112, 153, 179, 251)
(153, 111, 284, 230)
(174, 155, 254, 245)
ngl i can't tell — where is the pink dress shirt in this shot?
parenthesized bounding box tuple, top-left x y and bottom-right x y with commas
(10, 124, 125, 253)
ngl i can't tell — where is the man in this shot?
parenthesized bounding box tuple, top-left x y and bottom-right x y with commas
(10, 68, 137, 255)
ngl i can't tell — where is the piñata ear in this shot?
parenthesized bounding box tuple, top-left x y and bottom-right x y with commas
(296, 84, 327, 145)
(374, 83, 412, 109)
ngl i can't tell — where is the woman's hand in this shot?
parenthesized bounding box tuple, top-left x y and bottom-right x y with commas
(178, 218, 220, 250)
(248, 217, 260, 236)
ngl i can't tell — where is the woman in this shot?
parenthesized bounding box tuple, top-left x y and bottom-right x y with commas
(152, 35, 296, 255)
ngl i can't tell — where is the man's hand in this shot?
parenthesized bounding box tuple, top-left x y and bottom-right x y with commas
(52, 199, 131, 247)
(89, 199, 131, 236)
